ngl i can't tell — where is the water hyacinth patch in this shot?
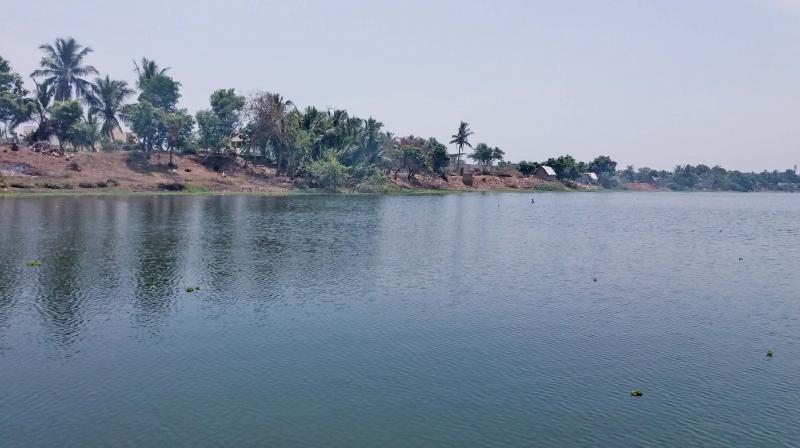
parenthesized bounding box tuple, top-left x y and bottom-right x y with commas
(630, 389, 644, 397)
(26, 260, 43, 267)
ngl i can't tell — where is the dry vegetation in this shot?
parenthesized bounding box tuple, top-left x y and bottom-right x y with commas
(0, 145, 573, 195)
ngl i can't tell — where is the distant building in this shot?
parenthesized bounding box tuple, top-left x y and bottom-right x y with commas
(448, 153, 465, 172)
(577, 172, 599, 184)
(534, 165, 557, 181)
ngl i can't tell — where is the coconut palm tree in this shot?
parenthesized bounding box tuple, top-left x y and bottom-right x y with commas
(86, 76, 133, 145)
(449, 121, 474, 165)
(133, 58, 169, 88)
(27, 79, 55, 142)
(31, 37, 98, 101)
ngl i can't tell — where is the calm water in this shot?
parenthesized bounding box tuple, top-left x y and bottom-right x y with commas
(1, 193, 799, 447)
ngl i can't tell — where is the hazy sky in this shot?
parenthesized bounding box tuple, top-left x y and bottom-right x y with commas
(2, 0, 799, 170)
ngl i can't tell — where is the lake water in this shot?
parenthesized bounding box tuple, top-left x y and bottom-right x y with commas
(1, 192, 799, 447)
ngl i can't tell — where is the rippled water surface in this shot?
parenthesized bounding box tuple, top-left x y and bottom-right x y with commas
(1, 193, 799, 447)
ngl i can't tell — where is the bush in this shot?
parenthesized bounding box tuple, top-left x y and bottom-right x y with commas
(308, 151, 350, 191)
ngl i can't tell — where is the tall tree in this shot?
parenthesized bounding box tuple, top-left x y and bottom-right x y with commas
(196, 88, 245, 152)
(27, 80, 55, 142)
(0, 56, 32, 143)
(162, 110, 194, 167)
(449, 121, 474, 166)
(123, 100, 161, 156)
(86, 76, 133, 144)
(133, 58, 169, 88)
(246, 92, 297, 174)
(469, 143, 504, 171)
(138, 73, 180, 111)
(209, 88, 245, 135)
(425, 137, 449, 180)
(0, 56, 24, 94)
(31, 37, 98, 101)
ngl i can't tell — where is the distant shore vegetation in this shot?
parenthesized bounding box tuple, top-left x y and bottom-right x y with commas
(2, 38, 799, 193)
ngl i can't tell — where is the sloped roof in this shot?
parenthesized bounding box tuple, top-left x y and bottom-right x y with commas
(539, 165, 556, 176)
(582, 172, 598, 180)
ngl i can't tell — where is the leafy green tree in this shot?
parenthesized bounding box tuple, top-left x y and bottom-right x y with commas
(133, 58, 169, 88)
(619, 165, 636, 183)
(400, 144, 426, 180)
(0, 94, 33, 143)
(196, 88, 245, 152)
(470, 143, 505, 171)
(210, 89, 245, 136)
(68, 118, 100, 151)
(0, 56, 24, 94)
(545, 155, 581, 180)
(0, 56, 32, 143)
(123, 100, 161, 156)
(588, 155, 617, 178)
(162, 110, 194, 166)
(31, 37, 98, 101)
(196, 109, 223, 150)
(449, 121, 473, 165)
(50, 100, 84, 151)
(138, 74, 181, 111)
(518, 160, 539, 176)
(86, 76, 133, 145)
(425, 137, 449, 180)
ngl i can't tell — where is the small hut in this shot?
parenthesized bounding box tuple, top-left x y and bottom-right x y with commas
(577, 172, 599, 184)
(534, 165, 557, 181)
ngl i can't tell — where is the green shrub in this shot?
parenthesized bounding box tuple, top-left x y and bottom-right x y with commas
(308, 151, 350, 191)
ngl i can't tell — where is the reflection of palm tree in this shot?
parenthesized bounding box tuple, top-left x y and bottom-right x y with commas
(31, 37, 98, 101)
(449, 121, 474, 166)
(86, 76, 133, 145)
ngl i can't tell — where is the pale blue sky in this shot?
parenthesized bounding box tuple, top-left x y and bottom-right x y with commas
(2, 0, 799, 170)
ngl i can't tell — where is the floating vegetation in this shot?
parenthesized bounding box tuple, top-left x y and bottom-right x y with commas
(186, 286, 200, 293)
(592, 277, 598, 282)
(630, 389, 644, 397)
(767, 350, 774, 358)
(25, 260, 43, 267)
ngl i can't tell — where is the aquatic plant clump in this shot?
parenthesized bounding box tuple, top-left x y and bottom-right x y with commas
(186, 286, 200, 293)
(767, 350, 774, 357)
(630, 389, 644, 397)
(25, 260, 43, 267)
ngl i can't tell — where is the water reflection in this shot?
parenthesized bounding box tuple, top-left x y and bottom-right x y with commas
(0, 195, 386, 343)
(1, 193, 800, 447)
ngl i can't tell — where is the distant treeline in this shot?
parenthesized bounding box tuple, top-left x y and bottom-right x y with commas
(517, 155, 799, 192)
(1, 38, 797, 192)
